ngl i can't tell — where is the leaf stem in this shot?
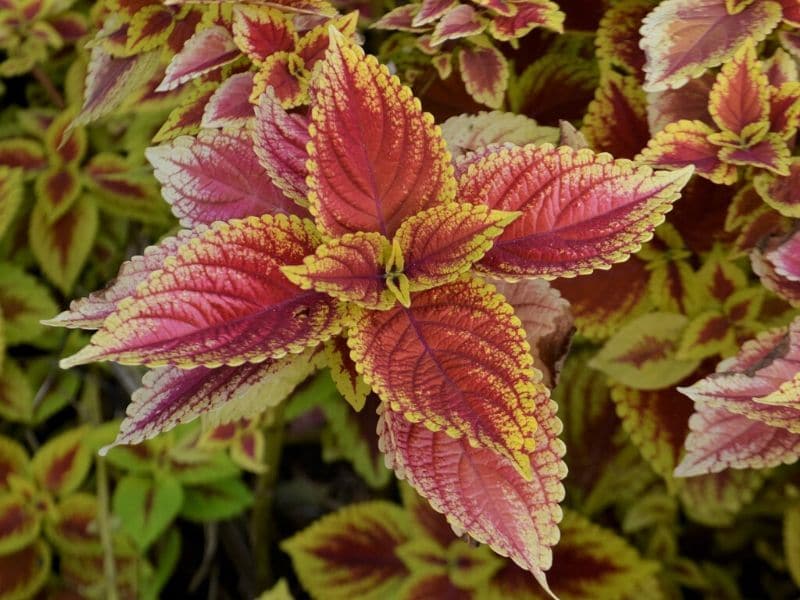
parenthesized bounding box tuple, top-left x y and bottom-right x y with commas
(251, 404, 286, 592)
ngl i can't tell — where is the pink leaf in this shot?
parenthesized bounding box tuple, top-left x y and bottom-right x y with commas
(157, 26, 240, 92)
(431, 5, 485, 45)
(146, 129, 307, 228)
(201, 72, 256, 128)
(458, 44, 509, 110)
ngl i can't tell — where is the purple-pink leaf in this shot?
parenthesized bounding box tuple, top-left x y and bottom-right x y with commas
(157, 26, 240, 92)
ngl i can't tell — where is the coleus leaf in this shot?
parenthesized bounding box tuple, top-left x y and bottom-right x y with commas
(180, 477, 254, 522)
(252, 89, 310, 206)
(639, 0, 783, 92)
(201, 71, 256, 128)
(45, 493, 103, 555)
(707, 39, 770, 142)
(457, 43, 509, 110)
(146, 129, 307, 228)
(125, 3, 176, 54)
(378, 383, 565, 591)
(430, 5, 485, 45)
(44, 110, 87, 166)
(252, 52, 310, 109)
(108, 347, 320, 448)
(552, 255, 650, 341)
(591, 312, 701, 390)
(484, 510, 659, 600)
(112, 474, 183, 551)
(439, 112, 558, 161)
(33, 165, 81, 223)
(582, 70, 649, 159)
(675, 403, 800, 477)
(0, 167, 22, 241)
(0, 139, 47, 172)
(491, 278, 573, 388)
(231, 5, 296, 62)
(637, 120, 737, 185)
(0, 541, 50, 600)
(646, 72, 714, 135)
(0, 359, 34, 424)
(753, 158, 800, 218)
(350, 277, 544, 477)
(31, 426, 91, 496)
(156, 25, 239, 92)
(717, 134, 791, 175)
(394, 203, 518, 292)
(457, 144, 693, 279)
(152, 82, 217, 144)
(413, 0, 457, 26)
(677, 320, 800, 434)
(595, 0, 651, 80)
(0, 263, 58, 345)
(44, 228, 201, 329)
(282, 232, 395, 310)
(307, 31, 456, 238)
(61, 215, 345, 369)
(0, 493, 40, 555)
(487, 0, 565, 41)
(752, 229, 800, 307)
(0, 436, 29, 486)
(678, 464, 765, 526)
(282, 501, 411, 600)
(786, 504, 800, 588)
(325, 337, 371, 412)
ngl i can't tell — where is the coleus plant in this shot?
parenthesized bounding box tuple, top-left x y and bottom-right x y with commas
(50, 29, 695, 593)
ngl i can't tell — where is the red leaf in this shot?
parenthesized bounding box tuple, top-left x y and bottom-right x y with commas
(147, 129, 307, 228)
(202, 72, 256, 128)
(582, 71, 649, 159)
(349, 277, 546, 478)
(430, 5, 485, 45)
(718, 134, 791, 174)
(232, 5, 296, 62)
(307, 32, 456, 237)
(252, 90, 311, 206)
(157, 26, 239, 92)
(488, 0, 564, 41)
(753, 158, 800, 218)
(252, 52, 309, 108)
(458, 144, 693, 279)
(412, 0, 456, 26)
(595, 0, 651, 80)
(640, 0, 783, 92)
(646, 72, 714, 135)
(61, 215, 345, 369)
(378, 384, 566, 589)
(0, 541, 50, 600)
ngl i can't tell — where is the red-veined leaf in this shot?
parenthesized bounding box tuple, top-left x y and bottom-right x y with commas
(395, 203, 518, 292)
(201, 71, 256, 128)
(708, 40, 770, 140)
(757, 224, 800, 281)
(295, 12, 360, 67)
(29, 195, 99, 295)
(0, 139, 47, 171)
(252, 89, 311, 206)
(752, 234, 800, 307)
(591, 312, 701, 390)
(0, 263, 58, 345)
(378, 382, 566, 590)
(489, 279, 573, 388)
(325, 337, 371, 412)
(458, 144, 693, 279)
(147, 129, 307, 228)
(152, 82, 218, 143)
(637, 119, 737, 184)
(31, 427, 91, 496)
(639, 0, 783, 92)
(61, 215, 344, 369)
(282, 501, 411, 600)
(282, 232, 394, 309)
(0, 541, 50, 600)
(232, 5, 296, 62)
(371, 5, 424, 31)
(769, 82, 800, 138)
(440, 112, 558, 161)
(44, 228, 201, 329)
(307, 32, 456, 237)
(582, 71, 649, 159)
(595, 0, 651, 80)
(484, 510, 659, 600)
(675, 402, 800, 476)
(753, 158, 800, 218)
(350, 277, 545, 478)
(488, 0, 564, 41)
(251, 52, 309, 109)
(412, 0, 456, 26)
(677, 321, 800, 434)
(457, 43, 509, 110)
(717, 134, 791, 174)
(109, 349, 320, 448)
(430, 5, 485, 45)
(125, 4, 175, 54)
(157, 26, 239, 92)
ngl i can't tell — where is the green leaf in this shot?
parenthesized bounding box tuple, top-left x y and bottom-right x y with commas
(0, 359, 34, 424)
(179, 477, 253, 522)
(140, 528, 181, 600)
(167, 448, 241, 485)
(786, 503, 800, 588)
(112, 474, 183, 551)
(0, 263, 58, 345)
(590, 312, 701, 390)
(0, 493, 40, 555)
(0, 166, 23, 241)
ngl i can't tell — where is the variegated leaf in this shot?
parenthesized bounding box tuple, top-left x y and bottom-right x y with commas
(157, 26, 239, 92)
(0, 263, 58, 345)
(440, 112, 558, 161)
(61, 215, 344, 369)
(582, 71, 649, 159)
(31, 426, 91, 496)
(458, 144, 693, 279)
(753, 158, 800, 218)
(458, 43, 508, 110)
(0, 541, 50, 600)
(201, 72, 256, 128)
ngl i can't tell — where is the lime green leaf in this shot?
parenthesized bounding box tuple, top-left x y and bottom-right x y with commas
(31, 426, 91, 496)
(257, 579, 294, 600)
(0, 263, 58, 345)
(590, 312, 701, 390)
(179, 477, 253, 522)
(0, 493, 40, 555)
(0, 167, 23, 242)
(786, 503, 800, 587)
(0, 359, 34, 424)
(113, 474, 183, 551)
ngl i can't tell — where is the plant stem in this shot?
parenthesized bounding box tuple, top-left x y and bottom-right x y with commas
(31, 66, 65, 109)
(251, 404, 286, 592)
